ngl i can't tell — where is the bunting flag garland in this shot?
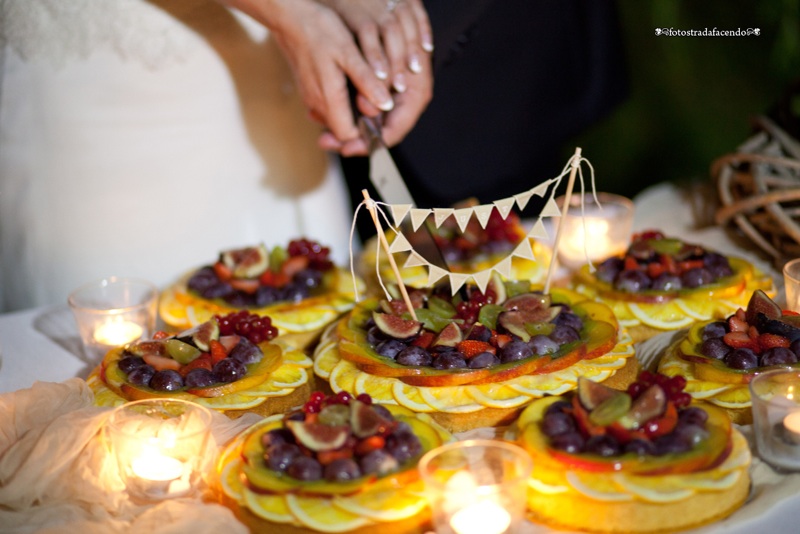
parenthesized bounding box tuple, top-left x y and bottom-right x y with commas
(353, 150, 597, 297)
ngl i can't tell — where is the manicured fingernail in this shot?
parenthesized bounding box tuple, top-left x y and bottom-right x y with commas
(378, 96, 394, 111)
(422, 36, 434, 52)
(393, 74, 407, 93)
(409, 54, 422, 74)
(373, 62, 388, 80)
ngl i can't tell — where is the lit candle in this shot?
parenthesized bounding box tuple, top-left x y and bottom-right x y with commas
(450, 499, 512, 534)
(94, 318, 143, 345)
(783, 411, 800, 445)
(131, 445, 184, 481)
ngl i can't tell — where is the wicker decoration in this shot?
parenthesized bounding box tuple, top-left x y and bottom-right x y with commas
(712, 116, 800, 262)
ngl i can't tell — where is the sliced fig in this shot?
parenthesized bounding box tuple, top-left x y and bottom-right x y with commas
(486, 272, 508, 305)
(127, 340, 167, 358)
(350, 399, 393, 438)
(589, 393, 631, 427)
(373, 312, 422, 340)
(432, 322, 463, 347)
(318, 404, 351, 426)
(577, 376, 620, 410)
(745, 289, 782, 325)
(498, 311, 531, 342)
(286, 420, 350, 452)
(618, 385, 667, 430)
(503, 292, 550, 312)
(177, 319, 220, 352)
(380, 299, 408, 315)
(165, 339, 202, 364)
(221, 243, 269, 278)
(499, 306, 560, 342)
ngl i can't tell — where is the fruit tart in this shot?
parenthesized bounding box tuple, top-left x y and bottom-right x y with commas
(313, 275, 638, 433)
(571, 230, 774, 342)
(159, 239, 362, 343)
(88, 311, 314, 418)
(216, 391, 452, 534)
(658, 289, 800, 424)
(361, 203, 552, 290)
(506, 374, 751, 533)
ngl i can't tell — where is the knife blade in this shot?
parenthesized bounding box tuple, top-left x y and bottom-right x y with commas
(359, 116, 450, 271)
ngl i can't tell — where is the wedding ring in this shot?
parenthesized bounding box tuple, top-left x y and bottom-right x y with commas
(386, 0, 401, 12)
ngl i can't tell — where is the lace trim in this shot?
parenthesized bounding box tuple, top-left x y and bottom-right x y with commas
(0, 0, 207, 69)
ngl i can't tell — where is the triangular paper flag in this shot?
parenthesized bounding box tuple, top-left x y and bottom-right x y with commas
(388, 232, 412, 253)
(514, 191, 534, 211)
(473, 204, 494, 228)
(410, 209, 430, 231)
(449, 273, 470, 296)
(540, 197, 561, 218)
(433, 208, 454, 228)
(531, 181, 550, 198)
(454, 207, 473, 233)
(390, 204, 412, 227)
(493, 256, 512, 278)
(472, 269, 492, 294)
(512, 239, 535, 260)
(403, 251, 429, 268)
(493, 197, 515, 219)
(427, 265, 448, 286)
(527, 218, 548, 239)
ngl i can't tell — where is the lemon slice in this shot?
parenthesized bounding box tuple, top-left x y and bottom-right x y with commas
(268, 364, 308, 388)
(333, 487, 426, 522)
(392, 382, 435, 412)
(285, 494, 372, 532)
(158, 289, 192, 329)
(683, 381, 733, 400)
(565, 471, 633, 502)
(672, 298, 719, 321)
(239, 381, 293, 397)
(681, 470, 742, 491)
(354, 372, 398, 405)
(244, 490, 297, 524)
(419, 386, 483, 413)
(219, 460, 245, 500)
(314, 342, 341, 380)
(709, 386, 751, 407)
(570, 367, 613, 382)
(528, 477, 569, 495)
(465, 383, 531, 408)
(270, 307, 341, 333)
(86, 373, 125, 408)
(279, 348, 313, 367)
(627, 302, 696, 330)
(196, 392, 267, 410)
(507, 373, 576, 397)
(719, 433, 752, 471)
(611, 473, 694, 503)
(328, 359, 360, 393)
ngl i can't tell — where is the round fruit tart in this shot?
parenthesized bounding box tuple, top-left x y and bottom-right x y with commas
(571, 230, 774, 342)
(506, 374, 751, 533)
(361, 204, 552, 290)
(159, 239, 362, 341)
(216, 391, 452, 534)
(658, 289, 800, 424)
(88, 311, 314, 418)
(313, 275, 638, 433)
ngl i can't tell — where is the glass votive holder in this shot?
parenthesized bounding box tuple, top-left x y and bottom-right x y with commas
(555, 192, 634, 270)
(104, 399, 213, 501)
(68, 277, 158, 362)
(783, 258, 800, 312)
(418, 440, 532, 534)
(749, 369, 800, 471)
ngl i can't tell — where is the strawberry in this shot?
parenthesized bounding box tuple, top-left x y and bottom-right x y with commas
(229, 278, 260, 294)
(646, 262, 666, 279)
(735, 308, 747, 322)
(209, 339, 228, 363)
(213, 261, 232, 282)
(623, 256, 639, 271)
(783, 310, 800, 316)
(412, 331, 435, 349)
(152, 330, 171, 340)
(727, 315, 749, 333)
(281, 255, 310, 279)
(259, 269, 290, 287)
(457, 340, 495, 359)
(490, 333, 512, 349)
(355, 435, 385, 456)
(179, 354, 213, 376)
(660, 254, 678, 275)
(758, 333, 791, 351)
(723, 331, 759, 352)
(747, 325, 760, 341)
(677, 259, 704, 273)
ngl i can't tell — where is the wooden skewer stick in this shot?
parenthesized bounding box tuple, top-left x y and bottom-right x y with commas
(544, 146, 582, 294)
(361, 189, 418, 320)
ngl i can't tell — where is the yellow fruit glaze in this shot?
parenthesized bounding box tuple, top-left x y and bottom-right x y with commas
(159, 267, 363, 332)
(216, 407, 453, 532)
(313, 321, 635, 415)
(88, 336, 313, 411)
(572, 256, 774, 332)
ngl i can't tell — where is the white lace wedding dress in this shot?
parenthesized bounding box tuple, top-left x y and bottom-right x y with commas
(0, 0, 354, 312)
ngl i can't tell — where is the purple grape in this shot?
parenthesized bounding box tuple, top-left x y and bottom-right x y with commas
(385, 431, 423, 463)
(279, 283, 309, 303)
(293, 268, 323, 288)
(432, 352, 467, 369)
(550, 432, 585, 453)
(678, 406, 708, 426)
(213, 358, 248, 382)
(200, 282, 235, 299)
(704, 253, 733, 278)
(184, 368, 217, 388)
(585, 435, 621, 457)
(366, 326, 386, 346)
(359, 450, 399, 476)
(596, 257, 623, 284)
(371, 404, 394, 421)
(324, 458, 362, 482)
(187, 267, 218, 292)
(530, 335, 560, 355)
(702, 321, 728, 340)
(544, 400, 571, 416)
(540, 411, 575, 437)
(681, 268, 714, 289)
(224, 292, 253, 308)
(673, 422, 709, 447)
(554, 311, 583, 332)
(254, 286, 280, 307)
(118, 356, 146, 374)
(468, 324, 492, 342)
(468, 352, 500, 369)
(267, 443, 302, 471)
(653, 434, 692, 455)
(760, 347, 798, 366)
(707, 262, 734, 279)
(651, 274, 682, 291)
(229, 337, 263, 364)
(261, 428, 294, 449)
(127, 365, 155, 387)
(724, 348, 759, 370)
(396, 346, 433, 366)
(624, 439, 656, 456)
(549, 325, 580, 345)
(376, 339, 407, 359)
(700, 338, 731, 360)
(499, 340, 533, 363)
(149, 370, 184, 391)
(286, 455, 323, 481)
(614, 269, 652, 292)
(792, 338, 800, 359)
